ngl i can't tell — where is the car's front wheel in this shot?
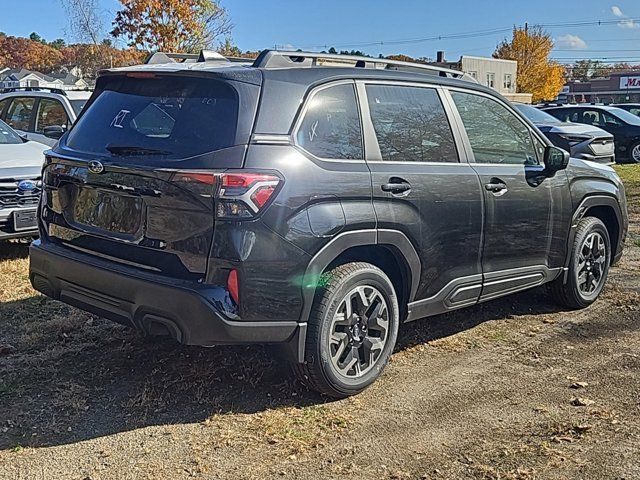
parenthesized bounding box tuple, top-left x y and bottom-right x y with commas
(295, 262, 399, 398)
(550, 217, 611, 309)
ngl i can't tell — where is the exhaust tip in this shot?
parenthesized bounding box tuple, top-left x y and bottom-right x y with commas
(141, 314, 183, 343)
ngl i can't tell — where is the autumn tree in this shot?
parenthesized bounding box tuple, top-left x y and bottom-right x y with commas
(217, 37, 242, 57)
(494, 26, 565, 103)
(61, 44, 146, 78)
(111, 0, 232, 52)
(0, 35, 64, 72)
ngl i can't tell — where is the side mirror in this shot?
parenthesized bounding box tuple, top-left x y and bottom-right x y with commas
(43, 125, 66, 140)
(544, 146, 570, 175)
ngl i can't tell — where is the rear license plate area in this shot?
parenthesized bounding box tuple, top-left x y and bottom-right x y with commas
(72, 187, 144, 237)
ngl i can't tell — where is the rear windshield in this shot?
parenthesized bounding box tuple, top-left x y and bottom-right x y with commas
(66, 76, 238, 159)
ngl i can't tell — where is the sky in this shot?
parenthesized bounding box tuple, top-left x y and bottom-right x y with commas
(1, 0, 640, 64)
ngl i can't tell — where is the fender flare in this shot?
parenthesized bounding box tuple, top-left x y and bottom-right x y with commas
(565, 194, 625, 272)
(290, 229, 420, 362)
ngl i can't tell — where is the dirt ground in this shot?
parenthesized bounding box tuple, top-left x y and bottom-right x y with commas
(1, 166, 638, 480)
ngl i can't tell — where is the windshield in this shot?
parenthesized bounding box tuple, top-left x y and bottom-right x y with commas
(608, 107, 640, 126)
(66, 76, 239, 159)
(514, 104, 561, 123)
(0, 119, 23, 145)
(69, 99, 87, 116)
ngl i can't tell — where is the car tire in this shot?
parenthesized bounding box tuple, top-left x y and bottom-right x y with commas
(629, 141, 640, 163)
(550, 217, 611, 309)
(295, 262, 399, 398)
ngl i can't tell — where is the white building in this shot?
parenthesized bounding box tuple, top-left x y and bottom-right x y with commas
(0, 68, 89, 91)
(430, 52, 532, 103)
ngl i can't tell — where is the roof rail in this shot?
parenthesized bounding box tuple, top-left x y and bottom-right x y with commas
(252, 50, 478, 83)
(144, 50, 254, 65)
(0, 86, 67, 96)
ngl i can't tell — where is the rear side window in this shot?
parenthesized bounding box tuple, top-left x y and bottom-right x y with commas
(296, 83, 363, 160)
(6, 97, 35, 131)
(35, 98, 69, 133)
(66, 76, 239, 159)
(452, 91, 538, 165)
(366, 85, 458, 163)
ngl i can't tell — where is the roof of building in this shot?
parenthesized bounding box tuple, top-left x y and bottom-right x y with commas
(0, 68, 86, 86)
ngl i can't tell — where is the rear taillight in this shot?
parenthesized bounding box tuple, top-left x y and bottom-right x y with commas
(227, 269, 239, 305)
(172, 171, 281, 219)
(216, 172, 280, 219)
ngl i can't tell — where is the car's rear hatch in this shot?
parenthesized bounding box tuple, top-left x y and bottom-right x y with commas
(41, 70, 261, 280)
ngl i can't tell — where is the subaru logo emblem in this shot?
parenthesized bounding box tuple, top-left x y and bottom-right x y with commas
(88, 160, 104, 174)
(17, 180, 36, 191)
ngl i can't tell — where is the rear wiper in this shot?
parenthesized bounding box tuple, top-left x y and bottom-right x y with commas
(106, 144, 172, 156)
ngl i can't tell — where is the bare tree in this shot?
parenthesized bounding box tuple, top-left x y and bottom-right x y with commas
(59, 0, 106, 52)
(59, 0, 110, 72)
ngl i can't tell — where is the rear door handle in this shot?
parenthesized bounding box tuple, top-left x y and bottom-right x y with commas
(484, 182, 508, 193)
(381, 182, 411, 194)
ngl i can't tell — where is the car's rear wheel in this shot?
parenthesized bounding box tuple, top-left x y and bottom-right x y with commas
(550, 217, 611, 309)
(295, 262, 399, 398)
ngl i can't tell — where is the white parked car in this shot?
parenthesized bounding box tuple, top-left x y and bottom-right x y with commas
(0, 119, 47, 240)
(0, 88, 91, 147)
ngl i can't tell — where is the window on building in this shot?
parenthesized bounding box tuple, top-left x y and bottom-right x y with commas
(366, 84, 459, 163)
(296, 83, 363, 160)
(503, 73, 513, 91)
(486, 72, 496, 89)
(467, 71, 478, 80)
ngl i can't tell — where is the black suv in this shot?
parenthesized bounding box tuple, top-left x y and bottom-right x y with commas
(543, 104, 640, 163)
(30, 51, 629, 397)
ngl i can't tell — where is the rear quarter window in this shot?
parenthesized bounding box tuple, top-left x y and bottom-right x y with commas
(295, 83, 363, 160)
(66, 76, 239, 159)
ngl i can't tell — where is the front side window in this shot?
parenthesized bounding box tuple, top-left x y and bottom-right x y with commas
(296, 83, 362, 160)
(452, 91, 538, 165)
(35, 99, 69, 133)
(366, 84, 458, 163)
(6, 97, 35, 131)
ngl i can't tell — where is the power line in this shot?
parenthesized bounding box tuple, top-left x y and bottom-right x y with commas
(299, 17, 640, 51)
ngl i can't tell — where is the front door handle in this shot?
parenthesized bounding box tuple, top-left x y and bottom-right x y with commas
(381, 181, 411, 194)
(484, 182, 508, 193)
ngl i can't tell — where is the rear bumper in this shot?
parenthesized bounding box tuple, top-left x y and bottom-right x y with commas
(29, 240, 300, 347)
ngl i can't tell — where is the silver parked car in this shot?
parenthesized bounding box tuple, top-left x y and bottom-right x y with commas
(0, 88, 91, 147)
(0, 119, 47, 240)
(514, 103, 615, 164)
